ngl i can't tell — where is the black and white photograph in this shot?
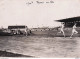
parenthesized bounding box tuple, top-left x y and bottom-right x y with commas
(0, 0, 80, 58)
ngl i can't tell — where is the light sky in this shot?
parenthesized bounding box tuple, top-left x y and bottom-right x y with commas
(0, 0, 80, 28)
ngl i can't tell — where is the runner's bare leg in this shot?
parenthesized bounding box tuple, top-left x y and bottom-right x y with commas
(70, 32, 74, 38)
(74, 31, 78, 34)
(62, 30, 65, 37)
(70, 30, 75, 38)
(70, 30, 78, 38)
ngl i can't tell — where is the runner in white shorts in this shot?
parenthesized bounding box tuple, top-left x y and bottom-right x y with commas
(58, 22, 65, 37)
(70, 23, 78, 38)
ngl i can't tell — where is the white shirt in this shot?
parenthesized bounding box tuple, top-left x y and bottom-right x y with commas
(61, 24, 64, 29)
(73, 25, 76, 29)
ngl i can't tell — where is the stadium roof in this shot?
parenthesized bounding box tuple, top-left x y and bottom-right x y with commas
(55, 16, 80, 22)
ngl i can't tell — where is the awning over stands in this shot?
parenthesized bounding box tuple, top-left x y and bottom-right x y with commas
(55, 16, 80, 27)
(55, 16, 80, 22)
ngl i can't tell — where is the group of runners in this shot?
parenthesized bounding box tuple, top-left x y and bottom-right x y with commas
(59, 22, 78, 38)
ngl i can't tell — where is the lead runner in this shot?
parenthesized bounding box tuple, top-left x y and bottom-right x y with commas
(70, 23, 78, 38)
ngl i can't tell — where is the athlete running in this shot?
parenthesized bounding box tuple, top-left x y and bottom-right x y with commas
(58, 22, 65, 37)
(70, 23, 78, 38)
